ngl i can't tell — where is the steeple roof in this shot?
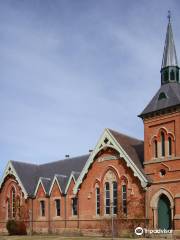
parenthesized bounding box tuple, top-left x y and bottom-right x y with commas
(140, 15, 180, 118)
(139, 83, 180, 117)
(161, 18, 178, 68)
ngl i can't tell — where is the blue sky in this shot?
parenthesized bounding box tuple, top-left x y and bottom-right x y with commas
(0, 0, 180, 177)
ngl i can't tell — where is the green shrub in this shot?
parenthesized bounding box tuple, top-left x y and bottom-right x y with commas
(6, 219, 27, 235)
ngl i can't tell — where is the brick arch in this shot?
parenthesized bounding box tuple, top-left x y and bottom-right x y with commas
(93, 178, 101, 188)
(150, 188, 174, 228)
(150, 135, 157, 146)
(167, 132, 175, 141)
(150, 188, 174, 208)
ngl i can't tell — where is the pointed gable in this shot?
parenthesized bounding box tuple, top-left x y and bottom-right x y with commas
(74, 129, 149, 194)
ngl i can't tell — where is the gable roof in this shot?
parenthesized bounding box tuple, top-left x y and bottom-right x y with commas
(108, 129, 144, 173)
(139, 83, 180, 117)
(34, 177, 51, 196)
(9, 161, 38, 196)
(1, 129, 150, 198)
(53, 174, 68, 194)
(74, 129, 149, 194)
(1, 155, 89, 198)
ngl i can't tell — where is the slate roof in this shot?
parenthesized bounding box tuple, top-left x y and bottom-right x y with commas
(6, 129, 151, 197)
(11, 161, 38, 197)
(108, 129, 147, 179)
(55, 174, 68, 193)
(40, 177, 51, 194)
(139, 83, 180, 117)
(11, 154, 89, 196)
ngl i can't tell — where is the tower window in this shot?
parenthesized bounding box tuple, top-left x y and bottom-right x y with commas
(168, 137, 172, 156)
(154, 140, 158, 158)
(176, 70, 179, 82)
(161, 132, 165, 157)
(160, 169, 166, 176)
(170, 69, 175, 80)
(158, 92, 167, 100)
(164, 70, 169, 82)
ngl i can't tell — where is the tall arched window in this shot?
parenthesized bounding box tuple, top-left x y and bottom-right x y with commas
(168, 137, 172, 156)
(96, 187, 100, 215)
(154, 140, 158, 158)
(103, 169, 118, 215)
(105, 182, 110, 214)
(122, 184, 127, 215)
(161, 132, 165, 157)
(11, 187, 16, 218)
(7, 198, 10, 219)
(112, 181, 117, 214)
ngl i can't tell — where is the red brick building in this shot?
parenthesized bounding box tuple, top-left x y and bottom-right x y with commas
(0, 18, 180, 235)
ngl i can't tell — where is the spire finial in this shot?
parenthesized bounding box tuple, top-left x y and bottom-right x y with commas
(167, 10, 171, 23)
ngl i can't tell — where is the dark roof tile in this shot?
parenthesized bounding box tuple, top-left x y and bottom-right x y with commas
(139, 83, 180, 117)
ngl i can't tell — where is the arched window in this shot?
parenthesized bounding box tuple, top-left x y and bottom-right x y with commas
(103, 170, 118, 215)
(164, 70, 169, 82)
(158, 92, 167, 100)
(16, 197, 20, 218)
(161, 132, 165, 157)
(7, 198, 10, 219)
(168, 137, 172, 156)
(96, 187, 100, 215)
(11, 187, 16, 218)
(122, 184, 127, 215)
(105, 182, 110, 214)
(112, 181, 117, 214)
(154, 140, 158, 158)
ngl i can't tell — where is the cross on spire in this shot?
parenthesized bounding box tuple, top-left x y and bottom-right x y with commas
(167, 10, 171, 23)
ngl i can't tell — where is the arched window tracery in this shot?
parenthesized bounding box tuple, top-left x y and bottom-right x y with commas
(103, 170, 118, 215)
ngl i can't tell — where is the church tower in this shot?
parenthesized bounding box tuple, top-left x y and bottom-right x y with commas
(139, 14, 180, 230)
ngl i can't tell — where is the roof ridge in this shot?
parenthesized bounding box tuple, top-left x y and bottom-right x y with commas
(11, 160, 38, 166)
(108, 128, 143, 143)
(39, 154, 90, 166)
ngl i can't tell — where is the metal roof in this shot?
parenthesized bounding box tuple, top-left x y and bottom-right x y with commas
(161, 20, 178, 68)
